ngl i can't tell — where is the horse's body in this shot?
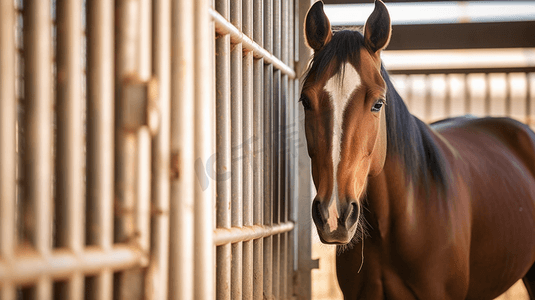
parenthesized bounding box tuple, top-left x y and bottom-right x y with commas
(337, 80, 535, 299)
(301, 1, 535, 299)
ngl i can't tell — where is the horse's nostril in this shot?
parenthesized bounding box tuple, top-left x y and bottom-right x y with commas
(312, 200, 324, 226)
(347, 201, 359, 225)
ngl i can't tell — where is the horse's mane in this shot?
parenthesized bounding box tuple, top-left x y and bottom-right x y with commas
(303, 29, 449, 194)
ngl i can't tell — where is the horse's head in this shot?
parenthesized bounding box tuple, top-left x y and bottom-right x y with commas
(301, 0, 391, 244)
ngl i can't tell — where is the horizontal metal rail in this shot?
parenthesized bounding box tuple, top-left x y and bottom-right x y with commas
(214, 222, 294, 246)
(210, 8, 296, 79)
(0, 245, 147, 285)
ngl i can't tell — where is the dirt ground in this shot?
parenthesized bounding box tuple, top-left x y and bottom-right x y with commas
(311, 238, 529, 300)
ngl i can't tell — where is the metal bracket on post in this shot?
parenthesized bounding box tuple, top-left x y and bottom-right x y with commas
(120, 75, 160, 265)
(122, 76, 160, 135)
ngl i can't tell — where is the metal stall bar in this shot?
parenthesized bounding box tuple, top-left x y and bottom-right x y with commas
(148, 0, 171, 298)
(115, 0, 150, 297)
(272, 0, 282, 297)
(252, 1, 265, 298)
(0, 0, 16, 298)
(464, 74, 471, 115)
(424, 75, 431, 122)
(280, 1, 290, 297)
(287, 1, 298, 298)
(23, 0, 54, 298)
(230, 0, 244, 298)
(135, 0, 155, 279)
(193, 0, 215, 298)
(214, 222, 295, 245)
(527, 73, 533, 127)
(296, 0, 317, 299)
(85, 0, 114, 295)
(86, 0, 115, 298)
(484, 73, 491, 116)
(210, 9, 296, 78)
(115, 0, 138, 245)
(215, 0, 231, 298)
(0, 245, 145, 285)
(504, 73, 511, 116)
(263, 0, 274, 297)
(169, 0, 194, 299)
(444, 75, 451, 117)
(135, 0, 152, 259)
(242, 0, 254, 298)
(56, 0, 85, 298)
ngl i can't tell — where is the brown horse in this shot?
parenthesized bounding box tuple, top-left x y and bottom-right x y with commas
(301, 1, 535, 299)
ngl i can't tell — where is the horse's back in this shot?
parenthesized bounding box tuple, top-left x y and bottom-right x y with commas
(434, 116, 535, 178)
(433, 116, 535, 299)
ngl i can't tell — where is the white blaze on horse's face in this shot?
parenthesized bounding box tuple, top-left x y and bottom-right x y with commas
(324, 63, 361, 231)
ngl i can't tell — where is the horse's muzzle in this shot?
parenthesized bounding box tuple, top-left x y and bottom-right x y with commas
(312, 198, 359, 244)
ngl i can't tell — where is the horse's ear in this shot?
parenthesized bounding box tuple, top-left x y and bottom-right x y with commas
(364, 0, 391, 54)
(305, 1, 332, 51)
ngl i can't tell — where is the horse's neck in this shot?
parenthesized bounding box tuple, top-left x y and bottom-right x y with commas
(366, 70, 449, 237)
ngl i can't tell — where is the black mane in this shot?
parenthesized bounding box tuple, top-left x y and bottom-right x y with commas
(303, 29, 449, 193)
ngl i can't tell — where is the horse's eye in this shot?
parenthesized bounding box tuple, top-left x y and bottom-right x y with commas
(300, 95, 312, 110)
(371, 99, 385, 112)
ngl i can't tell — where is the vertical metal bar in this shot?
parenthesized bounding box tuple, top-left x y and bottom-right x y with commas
(505, 73, 511, 117)
(230, 0, 243, 298)
(406, 75, 413, 111)
(23, 0, 54, 298)
(287, 2, 297, 297)
(149, 0, 171, 298)
(0, 0, 17, 298)
(169, 0, 195, 299)
(253, 2, 265, 298)
(115, 0, 144, 297)
(272, 0, 281, 297)
(115, 0, 138, 244)
(263, 0, 274, 297)
(527, 73, 532, 127)
(138, 0, 152, 80)
(86, 0, 115, 298)
(424, 75, 431, 122)
(136, 127, 151, 254)
(194, 0, 215, 298)
(444, 74, 451, 118)
(242, 0, 254, 298)
(280, 0, 290, 297)
(484, 73, 490, 116)
(215, 0, 231, 298)
(136, 0, 152, 262)
(464, 74, 471, 115)
(296, 1, 315, 299)
(56, 0, 84, 298)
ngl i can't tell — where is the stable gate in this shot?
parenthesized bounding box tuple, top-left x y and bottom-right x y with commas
(0, 0, 316, 299)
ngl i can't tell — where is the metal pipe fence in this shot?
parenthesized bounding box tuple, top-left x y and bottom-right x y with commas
(388, 68, 535, 126)
(0, 0, 315, 299)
